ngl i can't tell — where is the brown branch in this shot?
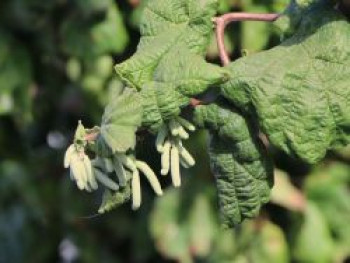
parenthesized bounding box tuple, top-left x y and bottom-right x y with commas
(213, 13, 280, 66)
(85, 132, 99, 142)
(190, 98, 204, 107)
(128, 0, 140, 7)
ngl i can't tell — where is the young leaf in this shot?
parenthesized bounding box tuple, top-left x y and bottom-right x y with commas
(153, 48, 229, 96)
(115, 0, 228, 96)
(195, 103, 273, 227)
(221, 5, 350, 163)
(100, 88, 142, 153)
(98, 184, 131, 214)
(140, 82, 189, 132)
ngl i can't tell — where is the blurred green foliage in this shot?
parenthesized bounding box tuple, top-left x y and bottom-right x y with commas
(0, 0, 349, 262)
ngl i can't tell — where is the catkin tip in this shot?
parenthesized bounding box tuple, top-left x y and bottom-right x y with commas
(156, 145, 164, 153)
(132, 205, 140, 211)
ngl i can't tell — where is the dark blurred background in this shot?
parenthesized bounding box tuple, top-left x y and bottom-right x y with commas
(0, 0, 350, 262)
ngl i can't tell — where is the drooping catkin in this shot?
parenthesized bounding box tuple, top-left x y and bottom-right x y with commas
(179, 146, 195, 166)
(135, 161, 163, 196)
(118, 154, 137, 172)
(177, 126, 189, 140)
(83, 155, 98, 190)
(169, 119, 180, 136)
(155, 125, 168, 152)
(64, 144, 75, 168)
(161, 141, 171, 175)
(176, 117, 196, 131)
(180, 157, 190, 169)
(131, 169, 141, 210)
(170, 144, 181, 187)
(70, 155, 87, 190)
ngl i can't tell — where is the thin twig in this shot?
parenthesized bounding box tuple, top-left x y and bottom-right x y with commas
(190, 98, 204, 107)
(128, 0, 140, 7)
(85, 133, 99, 142)
(213, 13, 280, 66)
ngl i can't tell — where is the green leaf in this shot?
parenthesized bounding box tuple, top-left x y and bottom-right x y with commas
(153, 48, 229, 96)
(293, 202, 335, 263)
(115, 0, 228, 96)
(194, 102, 274, 227)
(252, 222, 290, 263)
(98, 185, 131, 214)
(149, 188, 192, 262)
(100, 88, 142, 153)
(221, 5, 350, 163)
(140, 82, 190, 132)
(188, 194, 216, 257)
(305, 163, 350, 255)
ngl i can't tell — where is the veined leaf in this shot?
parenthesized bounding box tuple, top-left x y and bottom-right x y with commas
(140, 82, 189, 132)
(115, 0, 228, 96)
(100, 88, 142, 153)
(221, 4, 350, 163)
(195, 103, 273, 227)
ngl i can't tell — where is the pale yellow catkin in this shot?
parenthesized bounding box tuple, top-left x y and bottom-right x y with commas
(169, 119, 180, 136)
(155, 125, 168, 152)
(118, 154, 137, 172)
(179, 146, 195, 166)
(177, 126, 189, 140)
(161, 141, 171, 175)
(135, 161, 163, 196)
(176, 117, 196, 131)
(131, 169, 141, 210)
(180, 157, 190, 169)
(70, 155, 87, 190)
(170, 144, 181, 187)
(64, 144, 75, 168)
